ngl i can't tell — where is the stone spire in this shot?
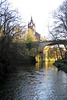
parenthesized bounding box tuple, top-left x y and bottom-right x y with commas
(31, 16, 33, 22)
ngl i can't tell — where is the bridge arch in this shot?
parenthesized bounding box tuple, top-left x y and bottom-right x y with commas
(37, 40, 67, 62)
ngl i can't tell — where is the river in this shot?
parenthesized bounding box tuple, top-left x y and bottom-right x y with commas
(0, 62, 67, 100)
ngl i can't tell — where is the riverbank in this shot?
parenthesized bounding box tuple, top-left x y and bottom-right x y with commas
(0, 37, 38, 80)
(0, 56, 36, 80)
(53, 59, 67, 73)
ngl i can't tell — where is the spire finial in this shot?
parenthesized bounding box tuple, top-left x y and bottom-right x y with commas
(31, 16, 33, 22)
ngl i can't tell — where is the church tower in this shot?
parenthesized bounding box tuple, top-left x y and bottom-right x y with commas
(28, 17, 41, 41)
(28, 17, 35, 34)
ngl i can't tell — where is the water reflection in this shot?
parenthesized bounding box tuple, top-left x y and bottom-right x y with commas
(0, 62, 67, 100)
(35, 61, 56, 71)
(45, 61, 57, 71)
(35, 62, 42, 70)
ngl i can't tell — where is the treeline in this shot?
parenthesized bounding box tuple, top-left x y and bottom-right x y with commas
(48, 0, 67, 72)
(48, 0, 67, 50)
(0, 0, 37, 76)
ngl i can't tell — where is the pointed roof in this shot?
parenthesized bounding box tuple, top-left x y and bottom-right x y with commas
(31, 16, 33, 22)
(28, 17, 35, 27)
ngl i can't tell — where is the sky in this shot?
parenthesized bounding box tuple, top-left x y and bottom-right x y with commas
(8, 0, 64, 38)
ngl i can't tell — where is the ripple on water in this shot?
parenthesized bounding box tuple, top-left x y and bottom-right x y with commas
(0, 64, 67, 100)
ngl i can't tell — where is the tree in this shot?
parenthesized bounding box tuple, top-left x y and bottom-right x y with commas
(24, 28, 36, 50)
(49, 0, 67, 39)
(0, 0, 24, 40)
(0, 0, 6, 7)
(26, 28, 36, 42)
(0, 0, 25, 65)
(12, 24, 26, 39)
(48, 0, 67, 50)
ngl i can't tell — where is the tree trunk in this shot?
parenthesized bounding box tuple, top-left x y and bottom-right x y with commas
(56, 46, 58, 59)
(58, 44, 63, 59)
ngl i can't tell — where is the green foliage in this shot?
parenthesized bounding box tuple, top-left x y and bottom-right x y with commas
(27, 34, 33, 42)
(26, 29, 36, 43)
(54, 59, 64, 67)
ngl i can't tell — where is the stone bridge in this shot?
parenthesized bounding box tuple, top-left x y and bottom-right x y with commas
(31, 40, 67, 61)
(36, 40, 67, 52)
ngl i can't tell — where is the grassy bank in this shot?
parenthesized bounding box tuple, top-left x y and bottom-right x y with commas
(53, 59, 67, 73)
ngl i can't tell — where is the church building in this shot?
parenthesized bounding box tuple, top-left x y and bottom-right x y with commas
(28, 17, 40, 41)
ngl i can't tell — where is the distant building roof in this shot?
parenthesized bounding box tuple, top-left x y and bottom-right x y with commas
(35, 32, 40, 41)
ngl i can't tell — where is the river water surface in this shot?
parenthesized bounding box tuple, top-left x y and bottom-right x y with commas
(0, 62, 67, 100)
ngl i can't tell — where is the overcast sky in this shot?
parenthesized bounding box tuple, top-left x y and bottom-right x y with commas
(8, 0, 64, 37)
